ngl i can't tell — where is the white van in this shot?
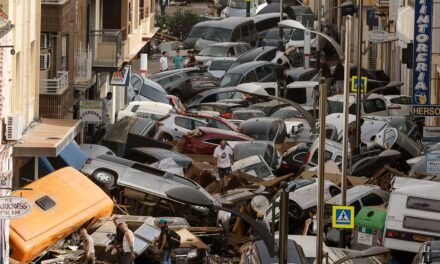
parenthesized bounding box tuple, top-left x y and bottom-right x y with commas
(327, 93, 389, 117)
(117, 101, 172, 121)
(383, 177, 440, 253)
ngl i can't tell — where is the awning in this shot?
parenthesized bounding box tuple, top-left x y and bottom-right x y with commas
(13, 119, 82, 157)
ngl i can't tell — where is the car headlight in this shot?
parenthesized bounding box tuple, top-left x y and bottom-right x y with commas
(187, 249, 198, 259)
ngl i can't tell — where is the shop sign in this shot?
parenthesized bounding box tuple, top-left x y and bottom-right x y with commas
(0, 196, 31, 219)
(79, 100, 103, 124)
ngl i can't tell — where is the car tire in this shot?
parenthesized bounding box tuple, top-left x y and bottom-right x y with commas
(92, 170, 116, 189)
(288, 202, 305, 221)
(162, 133, 173, 142)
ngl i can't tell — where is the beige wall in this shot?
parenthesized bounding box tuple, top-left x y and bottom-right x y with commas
(7, 0, 41, 127)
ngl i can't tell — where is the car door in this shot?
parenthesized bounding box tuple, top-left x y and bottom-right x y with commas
(255, 65, 275, 82)
(243, 70, 258, 84)
(173, 116, 195, 139)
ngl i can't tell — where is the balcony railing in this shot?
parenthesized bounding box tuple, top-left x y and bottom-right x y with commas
(90, 29, 123, 68)
(40, 71, 69, 95)
(75, 49, 93, 86)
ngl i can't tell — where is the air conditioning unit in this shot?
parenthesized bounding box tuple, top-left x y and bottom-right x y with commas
(6, 113, 23, 141)
(40, 53, 51, 70)
(40, 34, 50, 49)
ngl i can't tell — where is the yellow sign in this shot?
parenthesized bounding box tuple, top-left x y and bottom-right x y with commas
(351, 76, 368, 93)
(332, 205, 355, 229)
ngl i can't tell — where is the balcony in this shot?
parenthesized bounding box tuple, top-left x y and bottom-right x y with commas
(74, 49, 95, 89)
(40, 71, 69, 95)
(90, 29, 124, 71)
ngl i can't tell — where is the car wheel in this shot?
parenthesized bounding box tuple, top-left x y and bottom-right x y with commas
(162, 133, 173, 142)
(92, 170, 116, 189)
(288, 202, 305, 221)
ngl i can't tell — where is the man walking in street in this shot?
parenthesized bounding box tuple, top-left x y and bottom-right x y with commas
(159, 0, 167, 15)
(273, 58, 287, 98)
(80, 228, 95, 264)
(157, 219, 171, 264)
(185, 50, 196, 67)
(121, 223, 135, 264)
(160, 51, 169, 72)
(172, 49, 183, 69)
(102, 92, 113, 126)
(213, 140, 233, 194)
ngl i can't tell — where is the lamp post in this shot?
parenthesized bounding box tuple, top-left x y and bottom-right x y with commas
(355, 0, 364, 155)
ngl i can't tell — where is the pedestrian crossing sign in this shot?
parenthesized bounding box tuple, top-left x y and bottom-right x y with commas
(332, 205, 355, 229)
(351, 76, 368, 93)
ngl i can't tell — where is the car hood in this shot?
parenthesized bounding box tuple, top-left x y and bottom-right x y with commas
(194, 39, 219, 51)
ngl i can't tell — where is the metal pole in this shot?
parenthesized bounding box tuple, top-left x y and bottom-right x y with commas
(355, 0, 363, 153)
(316, 82, 327, 264)
(279, 182, 289, 264)
(340, 15, 351, 249)
(246, 0, 251, 17)
(316, 0, 322, 70)
(337, 0, 341, 37)
(278, 0, 284, 51)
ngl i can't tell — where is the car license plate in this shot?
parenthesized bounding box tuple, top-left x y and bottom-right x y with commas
(357, 233, 373, 246)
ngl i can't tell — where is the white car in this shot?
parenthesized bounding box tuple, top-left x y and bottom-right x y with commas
(117, 101, 172, 121)
(221, 0, 266, 17)
(158, 113, 208, 142)
(265, 178, 341, 223)
(384, 95, 412, 116)
(327, 93, 389, 117)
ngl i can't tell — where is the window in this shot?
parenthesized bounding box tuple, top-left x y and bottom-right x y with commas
(205, 138, 222, 145)
(175, 117, 193, 129)
(407, 197, 440, 213)
(257, 49, 277, 61)
(334, 155, 342, 163)
(131, 75, 143, 91)
(390, 96, 411, 105)
(231, 29, 241, 42)
(255, 66, 272, 80)
(311, 150, 332, 164)
(194, 120, 206, 128)
(350, 200, 362, 214)
(203, 94, 218, 103)
(244, 71, 258, 83)
(227, 47, 235, 57)
(241, 25, 250, 37)
(131, 105, 140, 113)
(403, 216, 440, 233)
(364, 99, 386, 113)
(361, 193, 384, 206)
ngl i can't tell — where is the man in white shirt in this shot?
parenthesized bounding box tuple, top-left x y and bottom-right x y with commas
(159, 51, 168, 72)
(213, 140, 234, 194)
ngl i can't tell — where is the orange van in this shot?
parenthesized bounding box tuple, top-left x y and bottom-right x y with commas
(10, 167, 114, 263)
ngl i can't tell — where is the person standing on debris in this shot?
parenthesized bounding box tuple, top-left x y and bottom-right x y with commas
(185, 50, 196, 67)
(157, 219, 171, 264)
(213, 139, 234, 194)
(159, 0, 167, 15)
(248, 211, 270, 239)
(172, 49, 183, 69)
(302, 208, 317, 235)
(113, 216, 125, 247)
(332, 61, 344, 95)
(273, 58, 287, 98)
(121, 223, 135, 264)
(80, 228, 95, 264)
(349, 118, 364, 155)
(160, 51, 169, 72)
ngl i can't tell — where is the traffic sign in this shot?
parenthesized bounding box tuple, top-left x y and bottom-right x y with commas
(351, 76, 368, 93)
(110, 65, 131, 86)
(368, 30, 391, 43)
(332, 205, 355, 229)
(0, 196, 31, 219)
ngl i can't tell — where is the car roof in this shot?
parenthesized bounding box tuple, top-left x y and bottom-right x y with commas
(287, 81, 319, 89)
(236, 47, 278, 63)
(149, 67, 200, 80)
(226, 61, 275, 74)
(213, 17, 254, 29)
(286, 67, 317, 78)
(327, 185, 381, 205)
(193, 20, 218, 27)
(207, 42, 245, 48)
(240, 117, 281, 129)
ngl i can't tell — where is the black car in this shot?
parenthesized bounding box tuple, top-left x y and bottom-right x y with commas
(183, 20, 217, 49)
(183, 87, 241, 107)
(261, 28, 292, 47)
(279, 143, 310, 175)
(248, 100, 289, 116)
(240, 239, 308, 264)
(125, 147, 193, 169)
(219, 61, 276, 88)
(229, 46, 279, 70)
(101, 117, 171, 157)
(239, 117, 288, 144)
(233, 141, 281, 171)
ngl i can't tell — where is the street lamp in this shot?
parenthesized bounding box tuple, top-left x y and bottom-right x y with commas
(278, 19, 344, 61)
(332, 247, 390, 264)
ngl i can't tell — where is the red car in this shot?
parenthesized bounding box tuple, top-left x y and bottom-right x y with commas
(180, 127, 253, 155)
(183, 112, 238, 131)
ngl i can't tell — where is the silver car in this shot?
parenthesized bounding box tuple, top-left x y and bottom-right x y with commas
(158, 113, 208, 142)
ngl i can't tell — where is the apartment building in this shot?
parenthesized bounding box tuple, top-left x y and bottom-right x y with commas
(90, 0, 157, 121)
